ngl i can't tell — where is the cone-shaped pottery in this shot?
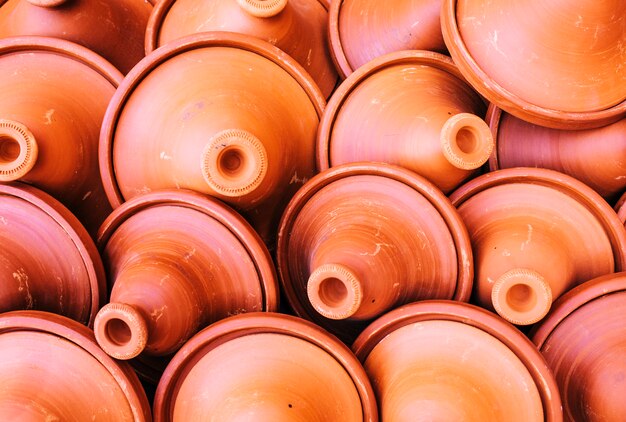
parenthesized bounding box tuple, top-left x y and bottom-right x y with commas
(487, 106, 626, 201)
(93, 190, 279, 360)
(100, 32, 324, 247)
(277, 163, 473, 342)
(154, 312, 378, 421)
(450, 167, 626, 325)
(532, 272, 626, 422)
(0, 0, 153, 74)
(0, 182, 106, 326)
(441, 0, 626, 129)
(328, 0, 446, 77)
(318, 50, 493, 194)
(146, 0, 338, 98)
(0, 310, 151, 421)
(353, 301, 562, 421)
(0, 36, 121, 238)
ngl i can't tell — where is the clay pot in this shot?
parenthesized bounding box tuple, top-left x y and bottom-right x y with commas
(100, 32, 324, 247)
(353, 301, 562, 421)
(441, 0, 626, 129)
(318, 50, 493, 194)
(0, 310, 151, 420)
(532, 272, 626, 422)
(93, 189, 279, 361)
(0, 36, 122, 239)
(0, 182, 106, 326)
(277, 163, 473, 342)
(146, 0, 338, 98)
(615, 192, 626, 225)
(328, 0, 446, 78)
(0, 0, 153, 74)
(450, 167, 626, 325)
(154, 312, 378, 421)
(487, 105, 626, 201)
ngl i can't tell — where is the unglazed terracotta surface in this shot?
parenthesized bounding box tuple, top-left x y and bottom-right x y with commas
(0, 183, 106, 326)
(154, 312, 378, 421)
(94, 190, 278, 360)
(442, 0, 626, 129)
(329, 0, 446, 77)
(488, 106, 626, 200)
(100, 32, 324, 246)
(0, 37, 121, 238)
(318, 51, 492, 194)
(147, 0, 338, 97)
(450, 168, 626, 325)
(0, 310, 151, 421)
(0, 0, 153, 74)
(616, 192, 626, 225)
(353, 301, 562, 421)
(277, 163, 473, 342)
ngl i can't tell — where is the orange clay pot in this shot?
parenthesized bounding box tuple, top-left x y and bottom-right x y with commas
(100, 32, 324, 247)
(441, 0, 626, 129)
(0, 182, 106, 326)
(487, 106, 626, 201)
(93, 190, 279, 361)
(353, 301, 562, 421)
(0, 310, 151, 421)
(317, 50, 493, 194)
(277, 163, 473, 342)
(450, 167, 626, 325)
(532, 272, 626, 422)
(0, 37, 121, 239)
(328, 0, 446, 78)
(616, 192, 626, 225)
(154, 312, 378, 421)
(0, 0, 153, 74)
(146, 0, 338, 98)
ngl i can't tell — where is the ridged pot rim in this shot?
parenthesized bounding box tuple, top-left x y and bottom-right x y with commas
(449, 167, 626, 273)
(316, 49, 484, 172)
(615, 192, 626, 224)
(0, 310, 151, 421)
(99, 31, 326, 209)
(484, 103, 504, 171)
(153, 312, 378, 422)
(351, 300, 562, 422)
(0, 183, 106, 327)
(441, 0, 626, 130)
(277, 162, 474, 325)
(97, 189, 279, 312)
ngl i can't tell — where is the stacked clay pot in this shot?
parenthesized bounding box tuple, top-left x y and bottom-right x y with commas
(154, 312, 378, 421)
(0, 0, 153, 74)
(450, 167, 626, 326)
(353, 301, 562, 421)
(0, 182, 105, 326)
(616, 192, 626, 225)
(100, 32, 324, 247)
(93, 190, 278, 361)
(0, 36, 121, 238)
(317, 50, 493, 194)
(277, 163, 473, 342)
(0, 310, 151, 420)
(146, 0, 338, 98)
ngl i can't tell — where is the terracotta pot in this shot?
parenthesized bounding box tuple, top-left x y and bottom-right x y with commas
(0, 310, 151, 420)
(317, 50, 493, 194)
(328, 0, 446, 78)
(277, 163, 473, 342)
(146, 0, 338, 98)
(487, 105, 626, 201)
(0, 182, 106, 326)
(93, 189, 279, 361)
(450, 167, 626, 325)
(353, 301, 562, 421)
(154, 312, 378, 421)
(615, 192, 626, 225)
(0, 0, 153, 74)
(532, 272, 626, 422)
(100, 32, 324, 247)
(441, 0, 626, 129)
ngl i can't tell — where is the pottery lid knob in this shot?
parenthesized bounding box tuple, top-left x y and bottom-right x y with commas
(26, 0, 68, 7)
(94, 303, 148, 360)
(307, 263, 363, 320)
(0, 120, 38, 182)
(440, 112, 494, 170)
(236, 0, 288, 18)
(491, 268, 553, 326)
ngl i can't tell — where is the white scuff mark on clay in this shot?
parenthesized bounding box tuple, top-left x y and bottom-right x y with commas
(160, 151, 172, 160)
(44, 109, 55, 125)
(13, 268, 33, 309)
(289, 171, 308, 185)
(359, 243, 391, 256)
(521, 224, 533, 251)
(82, 191, 92, 201)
